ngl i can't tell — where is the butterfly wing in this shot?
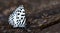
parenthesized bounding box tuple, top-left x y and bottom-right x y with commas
(8, 5, 26, 28)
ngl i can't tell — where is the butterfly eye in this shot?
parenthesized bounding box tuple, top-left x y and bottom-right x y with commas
(8, 5, 26, 28)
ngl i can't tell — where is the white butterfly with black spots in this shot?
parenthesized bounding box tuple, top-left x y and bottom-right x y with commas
(8, 5, 26, 28)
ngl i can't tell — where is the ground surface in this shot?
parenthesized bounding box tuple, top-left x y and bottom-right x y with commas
(0, 0, 60, 33)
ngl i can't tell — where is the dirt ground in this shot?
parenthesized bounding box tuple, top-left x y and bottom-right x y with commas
(0, 0, 60, 33)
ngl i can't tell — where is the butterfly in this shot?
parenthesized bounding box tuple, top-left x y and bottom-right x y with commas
(8, 5, 26, 28)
